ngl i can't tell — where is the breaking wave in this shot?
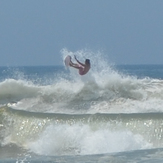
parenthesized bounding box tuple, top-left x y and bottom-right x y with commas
(1, 49, 163, 156)
(1, 107, 163, 156)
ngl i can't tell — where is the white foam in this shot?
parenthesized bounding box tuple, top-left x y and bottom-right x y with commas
(27, 123, 151, 156)
(4, 69, 163, 114)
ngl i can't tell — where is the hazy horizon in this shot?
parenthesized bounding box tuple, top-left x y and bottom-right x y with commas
(1, 0, 163, 66)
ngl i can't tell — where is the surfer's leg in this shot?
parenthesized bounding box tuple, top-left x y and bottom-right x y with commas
(69, 63, 80, 69)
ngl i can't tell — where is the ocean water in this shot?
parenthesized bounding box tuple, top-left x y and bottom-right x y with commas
(1, 50, 163, 162)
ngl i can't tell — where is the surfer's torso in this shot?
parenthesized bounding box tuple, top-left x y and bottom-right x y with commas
(78, 64, 90, 75)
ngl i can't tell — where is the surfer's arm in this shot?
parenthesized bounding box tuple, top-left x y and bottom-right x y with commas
(74, 56, 85, 67)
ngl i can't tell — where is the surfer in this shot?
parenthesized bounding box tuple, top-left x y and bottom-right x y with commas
(69, 55, 91, 75)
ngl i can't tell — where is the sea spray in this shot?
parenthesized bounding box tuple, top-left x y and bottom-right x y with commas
(1, 50, 163, 113)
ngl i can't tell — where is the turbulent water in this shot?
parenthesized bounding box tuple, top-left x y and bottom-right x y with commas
(1, 49, 163, 162)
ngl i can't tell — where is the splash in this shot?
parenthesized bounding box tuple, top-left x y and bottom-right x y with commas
(1, 49, 163, 113)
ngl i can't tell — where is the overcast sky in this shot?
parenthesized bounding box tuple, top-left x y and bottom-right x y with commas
(0, 0, 163, 66)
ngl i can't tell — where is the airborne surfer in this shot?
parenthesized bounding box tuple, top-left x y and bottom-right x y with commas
(69, 55, 91, 75)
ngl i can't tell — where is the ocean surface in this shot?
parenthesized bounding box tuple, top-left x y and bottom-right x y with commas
(1, 51, 163, 162)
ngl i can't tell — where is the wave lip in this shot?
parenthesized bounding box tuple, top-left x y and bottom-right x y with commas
(0, 79, 40, 105)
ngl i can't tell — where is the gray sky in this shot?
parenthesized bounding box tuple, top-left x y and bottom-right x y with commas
(0, 0, 163, 66)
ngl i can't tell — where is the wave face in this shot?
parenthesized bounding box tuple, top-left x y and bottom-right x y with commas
(1, 107, 163, 156)
(1, 49, 163, 157)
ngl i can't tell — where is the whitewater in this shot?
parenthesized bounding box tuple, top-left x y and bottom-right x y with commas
(1, 49, 163, 162)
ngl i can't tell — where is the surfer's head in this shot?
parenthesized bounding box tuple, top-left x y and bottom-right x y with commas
(85, 59, 90, 65)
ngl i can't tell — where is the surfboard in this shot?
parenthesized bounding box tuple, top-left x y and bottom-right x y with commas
(64, 55, 71, 67)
